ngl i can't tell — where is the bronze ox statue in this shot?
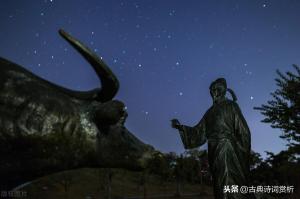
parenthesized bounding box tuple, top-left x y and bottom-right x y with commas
(0, 30, 155, 190)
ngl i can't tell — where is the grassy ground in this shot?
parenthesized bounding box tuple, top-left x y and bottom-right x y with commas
(20, 168, 213, 199)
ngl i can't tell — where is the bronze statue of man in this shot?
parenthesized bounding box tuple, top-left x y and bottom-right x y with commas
(172, 78, 254, 199)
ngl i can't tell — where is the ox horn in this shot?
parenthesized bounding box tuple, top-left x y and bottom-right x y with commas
(59, 29, 119, 102)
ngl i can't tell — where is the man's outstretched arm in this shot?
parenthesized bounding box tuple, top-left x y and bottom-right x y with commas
(171, 117, 207, 149)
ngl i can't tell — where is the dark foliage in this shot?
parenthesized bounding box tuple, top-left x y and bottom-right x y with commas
(253, 66, 300, 197)
(255, 65, 300, 154)
(145, 150, 211, 186)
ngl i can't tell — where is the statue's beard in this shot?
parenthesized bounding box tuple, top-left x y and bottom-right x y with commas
(212, 95, 225, 104)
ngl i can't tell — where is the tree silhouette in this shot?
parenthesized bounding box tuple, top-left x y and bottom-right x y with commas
(249, 151, 263, 171)
(255, 64, 300, 154)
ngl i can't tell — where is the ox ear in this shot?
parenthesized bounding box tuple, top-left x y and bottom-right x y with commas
(59, 29, 119, 102)
(95, 100, 126, 126)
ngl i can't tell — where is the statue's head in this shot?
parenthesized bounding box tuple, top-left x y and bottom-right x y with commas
(209, 78, 227, 104)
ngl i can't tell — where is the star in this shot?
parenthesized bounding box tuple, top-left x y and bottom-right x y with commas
(169, 10, 175, 16)
(245, 70, 252, 75)
(142, 110, 149, 115)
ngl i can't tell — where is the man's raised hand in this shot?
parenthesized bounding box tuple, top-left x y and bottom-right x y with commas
(171, 118, 182, 130)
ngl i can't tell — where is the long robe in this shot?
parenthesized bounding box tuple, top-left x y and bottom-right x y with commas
(179, 99, 253, 199)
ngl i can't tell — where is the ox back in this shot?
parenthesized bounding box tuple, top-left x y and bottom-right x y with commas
(0, 58, 97, 189)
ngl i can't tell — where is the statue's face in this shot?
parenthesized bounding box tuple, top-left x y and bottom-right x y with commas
(210, 84, 226, 103)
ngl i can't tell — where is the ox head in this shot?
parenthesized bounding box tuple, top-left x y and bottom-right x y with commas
(58, 30, 155, 170)
(93, 100, 155, 170)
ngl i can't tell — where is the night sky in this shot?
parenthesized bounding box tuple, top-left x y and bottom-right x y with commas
(1, 0, 300, 158)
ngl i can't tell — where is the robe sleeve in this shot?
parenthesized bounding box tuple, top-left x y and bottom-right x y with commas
(232, 102, 251, 154)
(178, 115, 207, 149)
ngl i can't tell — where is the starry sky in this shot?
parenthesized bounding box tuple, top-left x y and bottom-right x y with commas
(1, 0, 300, 158)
